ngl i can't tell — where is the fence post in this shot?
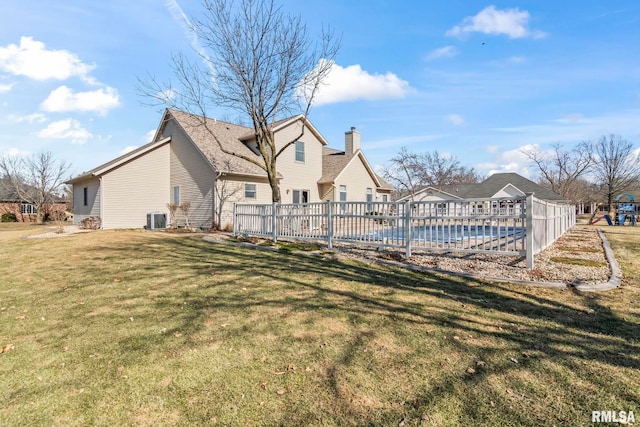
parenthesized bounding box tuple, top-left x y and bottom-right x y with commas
(327, 200, 333, 249)
(525, 193, 534, 269)
(405, 201, 412, 258)
(272, 203, 277, 242)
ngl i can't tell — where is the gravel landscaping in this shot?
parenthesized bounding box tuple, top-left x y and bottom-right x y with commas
(209, 225, 612, 287)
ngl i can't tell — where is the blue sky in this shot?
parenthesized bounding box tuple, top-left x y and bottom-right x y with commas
(1, 1, 639, 179)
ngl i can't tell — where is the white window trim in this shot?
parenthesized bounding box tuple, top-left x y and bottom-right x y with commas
(20, 203, 36, 215)
(245, 183, 257, 199)
(295, 140, 305, 163)
(173, 186, 180, 205)
(292, 189, 310, 204)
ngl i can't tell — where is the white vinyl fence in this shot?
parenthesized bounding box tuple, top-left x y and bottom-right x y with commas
(233, 194, 575, 269)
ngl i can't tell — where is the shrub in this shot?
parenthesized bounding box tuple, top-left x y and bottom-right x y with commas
(1, 213, 17, 222)
(80, 216, 102, 230)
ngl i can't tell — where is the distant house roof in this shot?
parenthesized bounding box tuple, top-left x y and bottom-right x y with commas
(397, 173, 567, 202)
(0, 177, 21, 201)
(474, 173, 567, 201)
(0, 177, 65, 203)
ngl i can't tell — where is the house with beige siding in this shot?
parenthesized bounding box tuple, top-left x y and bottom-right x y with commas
(67, 109, 392, 229)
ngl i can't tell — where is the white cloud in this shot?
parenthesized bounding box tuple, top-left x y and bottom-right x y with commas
(366, 133, 447, 150)
(426, 46, 459, 61)
(553, 113, 588, 124)
(145, 129, 157, 143)
(165, 0, 215, 75)
(485, 145, 499, 154)
(447, 114, 465, 126)
(508, 56, 527, 64)
(40, 85, 120, 115)
(37, 118, 93, 145)
(158, 88, 175, 103)
(310, 62, 412, 105)
(8, 112, 47, 124)
(446, 6, 546, 39)
(0, 83, 14, 93)
(476, 144, 536, 177)
(0, 36, 96, 83)
(2, 147, 31, 158)
(120, 145, 139, 155)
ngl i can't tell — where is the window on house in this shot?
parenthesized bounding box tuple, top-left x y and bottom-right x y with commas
(295, 140, 305, 162)
(83, 187, 88, 206)
(292, 190, 309, 204)
(366, 188, 373, 211)
(382, 195, 388, 202)
(339, 185, 347, 211)
(20, 203, 36, 215)
(173, 186, 180, 205)
(245, 183, 257, 199)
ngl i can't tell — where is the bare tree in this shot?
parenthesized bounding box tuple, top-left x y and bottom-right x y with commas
(179, 201, 192, 228)
(382, 147, 480, 199)
(380, 147, 423, 200)
(522, 142, 593, 202)
(213, 159, 243, 230)
(166, 202, 179, 228)
(139, 0, 339, 202)
(591, 134, 640, 207)
(0, 151, 71, 223)
(419, 150, 480, 188)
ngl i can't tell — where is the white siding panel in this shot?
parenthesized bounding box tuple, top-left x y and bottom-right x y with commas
(493, 184, 525, 198)
(168, 121, 216, 229)
(217, 175, 271, 228)
(274, 120, 324, 203)
(334, 156, 381, 202)
(72, 178, 100, 225)
(101, 144, 170, 229)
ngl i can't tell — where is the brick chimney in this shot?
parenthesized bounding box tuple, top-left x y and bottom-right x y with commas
(345, 126, 361, 154)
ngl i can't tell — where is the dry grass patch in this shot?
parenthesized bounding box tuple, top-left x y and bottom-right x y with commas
(0, 225, 638, 425)
(550, 256, 608, 267)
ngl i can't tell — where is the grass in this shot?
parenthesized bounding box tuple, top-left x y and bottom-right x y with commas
(0, 225, 639, 426)
(556, 246, 601, 254)
(550, 256, 608, 267)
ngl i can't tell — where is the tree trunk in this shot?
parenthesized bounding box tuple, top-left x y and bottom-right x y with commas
(268, 175, 281, 203)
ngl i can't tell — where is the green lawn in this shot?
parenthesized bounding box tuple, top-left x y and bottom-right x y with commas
(0, 225, 638, 426)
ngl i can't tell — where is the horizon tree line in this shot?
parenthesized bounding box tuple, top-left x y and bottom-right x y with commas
(383, 134, 640, 207)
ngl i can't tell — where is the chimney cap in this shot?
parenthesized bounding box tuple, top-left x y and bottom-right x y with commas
(350, 126, 356, 131)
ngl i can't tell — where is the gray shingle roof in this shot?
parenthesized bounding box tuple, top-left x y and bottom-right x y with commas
(67, 109, 391, 191)
(320, 147, 393, 190)
(0, 177, 20, 201)
(474, 172, 566, 201)
(167, 109, 270, 177)
(400, 173, 567, 202)
(0, 177, 65, 203)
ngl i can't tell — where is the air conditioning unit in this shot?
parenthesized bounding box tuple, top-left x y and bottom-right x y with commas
(146, 212, 167, 230)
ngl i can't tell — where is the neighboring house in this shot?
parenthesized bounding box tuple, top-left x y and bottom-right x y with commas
(396, 172, 568, 215)
(0, 177, 66, 222)
(67, 109, 392, 229)
(398, 173, 567, 202)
